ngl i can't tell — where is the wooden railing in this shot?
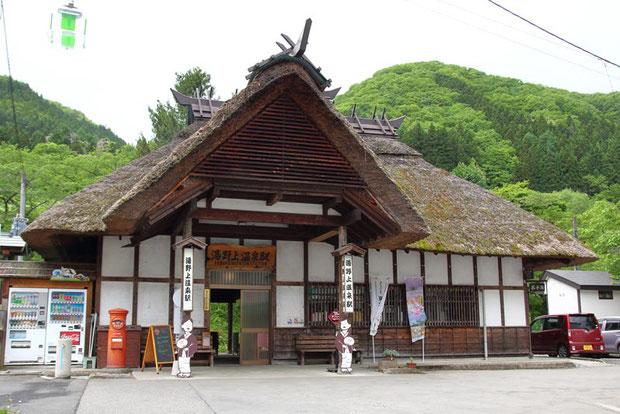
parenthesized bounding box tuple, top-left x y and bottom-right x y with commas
(0, 260, 97, 279)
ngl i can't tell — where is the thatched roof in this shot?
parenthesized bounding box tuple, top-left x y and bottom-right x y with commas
(22, 60, 596, 268)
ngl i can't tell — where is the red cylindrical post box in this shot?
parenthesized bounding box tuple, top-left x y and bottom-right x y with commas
(107, 308, 128, 368)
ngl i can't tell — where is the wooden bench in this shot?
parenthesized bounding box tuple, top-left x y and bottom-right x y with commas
(296, 335, 362, 365)
(193, 332, 215, 366)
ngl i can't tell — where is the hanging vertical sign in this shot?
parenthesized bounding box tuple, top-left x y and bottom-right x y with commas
(369, 275, 392, 336)
(405, 277, 426, 343)
(341, 254, 354, 313)
(183, 248, 193, 311)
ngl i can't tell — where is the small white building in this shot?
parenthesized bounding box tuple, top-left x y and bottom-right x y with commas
(543, 270, 620, 318)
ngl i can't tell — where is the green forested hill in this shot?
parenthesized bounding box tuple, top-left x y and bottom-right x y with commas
(0, 76, 125, 150)
(335, 61, 620, 193)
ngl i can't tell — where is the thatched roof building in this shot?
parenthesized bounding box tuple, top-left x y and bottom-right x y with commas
(22, 39, 596, 271)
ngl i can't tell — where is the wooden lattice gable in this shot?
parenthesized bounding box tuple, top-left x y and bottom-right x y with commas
(190, 94, 365, 188)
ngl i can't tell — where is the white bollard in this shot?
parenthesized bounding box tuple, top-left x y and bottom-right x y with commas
(55, 338, 73, 379)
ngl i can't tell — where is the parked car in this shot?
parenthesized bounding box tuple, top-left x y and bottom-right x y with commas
(598, 316, 620, 355)
(530, 313, 606, 357)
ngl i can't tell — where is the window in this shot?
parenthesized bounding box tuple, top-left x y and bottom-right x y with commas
(569, 315, 597, 329)
(543, 317, 561, 330)
(598, 290, 613, 300)
(307, 283, 369, 328)
(531, 319, 543, 333)
(425, 285, 479, 327)
(604, 321, 620, 331)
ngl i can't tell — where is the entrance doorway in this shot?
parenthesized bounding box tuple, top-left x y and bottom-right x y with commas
(209, 287, 270, 365)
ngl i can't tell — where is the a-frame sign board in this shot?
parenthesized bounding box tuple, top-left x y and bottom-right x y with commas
(141, 325, 176, 374)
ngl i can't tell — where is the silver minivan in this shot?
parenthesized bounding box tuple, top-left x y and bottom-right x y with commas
(599, 317, 620, 355)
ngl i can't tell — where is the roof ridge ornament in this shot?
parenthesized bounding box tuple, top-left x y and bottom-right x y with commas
(246, 18, 332, 90)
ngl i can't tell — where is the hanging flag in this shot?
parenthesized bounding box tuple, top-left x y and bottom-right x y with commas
(369, 275, 391, 336)
(405, 277, 426, 343)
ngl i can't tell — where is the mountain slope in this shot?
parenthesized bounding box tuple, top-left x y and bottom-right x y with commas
(0, 76, 125, 150)
(335, 61, 620, 193)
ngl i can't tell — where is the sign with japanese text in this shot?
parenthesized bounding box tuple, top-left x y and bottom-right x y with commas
(341, 254, 354, 313)
(183, 248, 193, 311)
(528, 281, 546, 295)
(207, 245, 275, 270)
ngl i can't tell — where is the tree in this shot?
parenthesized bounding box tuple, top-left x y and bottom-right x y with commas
(135, 134, 151, 157)
(174, 67, 215, 99)
(146, 68, 215, 148)
(452, 160, 487, 188)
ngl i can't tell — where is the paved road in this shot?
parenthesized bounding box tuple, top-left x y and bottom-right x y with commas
(2, 362, 620, 413)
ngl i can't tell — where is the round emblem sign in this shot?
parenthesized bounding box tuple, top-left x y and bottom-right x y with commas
(112, 319, 125, 330)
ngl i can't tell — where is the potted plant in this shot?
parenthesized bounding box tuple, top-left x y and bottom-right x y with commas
(406, 356, 416, 368)
(383, 349, 399, 361)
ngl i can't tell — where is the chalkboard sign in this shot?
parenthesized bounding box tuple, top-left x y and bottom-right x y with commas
(141, 325, 175, 374)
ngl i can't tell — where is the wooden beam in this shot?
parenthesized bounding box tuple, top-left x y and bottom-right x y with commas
(266, 192, 283, 206)
(342, 209, 361, 226)
(322, 196, 342, 215)
(191, 208, 343, 227)
(309, 229, 338, 243)
(206, 187, 220, 209)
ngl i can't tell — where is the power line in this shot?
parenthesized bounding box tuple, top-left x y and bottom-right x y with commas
(404, 0, 620, 83)
(0, 0, 20, 143)
(487, 0, 620, 71)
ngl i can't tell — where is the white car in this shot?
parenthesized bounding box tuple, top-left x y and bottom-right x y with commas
(598, 317, 620, 355)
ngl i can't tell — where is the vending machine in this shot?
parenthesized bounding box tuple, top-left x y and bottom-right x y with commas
(4, 288, 49, 365)
(44, 289, 87, 364)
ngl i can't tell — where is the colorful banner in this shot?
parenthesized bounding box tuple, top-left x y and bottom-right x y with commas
(405, 277, 426, 343)
(369, 275, 392, 336)
(207, 245, 275, 270)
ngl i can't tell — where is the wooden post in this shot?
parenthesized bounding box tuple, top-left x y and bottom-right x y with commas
(303, 241, 309, 327)
(132, 244, 139, 325)
(227, 301, 233, 352)
(168, 236, 175, 325)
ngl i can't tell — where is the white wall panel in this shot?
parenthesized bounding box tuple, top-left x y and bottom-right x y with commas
(397, 250, 421, 284)
(212, 198, 323, 215)
(425, 253, 448, 285)
(369, 249, 392, 278)
(139, 235, 170, 278)
(137, 282, 169, 326)
(547, 278, 579, 314)
(276, 286, 305, 327)
(501, 257, 523, 286)
(309, 242, 334, 282)
(503, 290, 526, 326)
(353, 256, 364, 283)
(479, 289, 502, 327)
(580, 290, 620, 316)
(276, 241, 304, 282)
(451, 255, 474, 285)
(209, 238, 239, 245)
(100, 281, 133, 325)
(102, 236, 134, 277)
(477, 256, 499, 286)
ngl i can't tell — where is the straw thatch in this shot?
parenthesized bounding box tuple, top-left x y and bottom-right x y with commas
(22, 60, 596, 266)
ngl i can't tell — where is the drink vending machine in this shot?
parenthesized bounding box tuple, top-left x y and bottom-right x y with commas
(4, 288, 49, 364)
(45, 289, 87, 364)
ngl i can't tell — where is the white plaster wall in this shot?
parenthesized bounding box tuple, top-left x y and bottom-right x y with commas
(477, 256, 499, 286)
(100, 281, 133, 325)
(139, 235, 170, 278)
(546, 278, 579, 314)
(243, 239, 271, 247)
(276, 241, 304, 282)
(137, 282, 169, 326)
(276, 286, 305, 327)
(580, 290, 620, 317)
(369, 249, 392, 279)
(451, 255, 474, 285)
(479, 289, 502, 327)
(352, 256, 364, 283)
(212, 198, 326, 215)
(503, 290, 527, 326)
(308, 242, 334, 282)
(425, 252, 448, 285)
(102, 236, 134, 277)
(396, 250, 421, 284)
(501, 257, 523, 286)
(174, 236, 206, 278)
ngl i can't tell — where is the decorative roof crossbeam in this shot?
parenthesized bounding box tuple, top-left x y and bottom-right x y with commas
(346, 105, 405, 139)
(246, 18, 332, 90)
